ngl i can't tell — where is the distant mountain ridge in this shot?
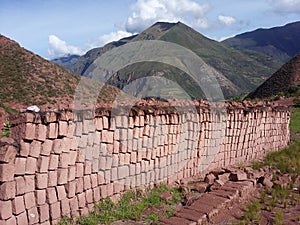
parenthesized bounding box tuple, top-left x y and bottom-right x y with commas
(222, 21, 300, 62)
(59, 22, 282, 100)
(247, 53, 300, 99)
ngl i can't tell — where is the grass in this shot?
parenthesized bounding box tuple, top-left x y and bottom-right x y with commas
(58, 184, 185, 225)
(290, 107, 300, 133)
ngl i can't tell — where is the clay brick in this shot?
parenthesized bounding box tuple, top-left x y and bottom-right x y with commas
(24, 123, 35, 140)
(20, 140, 30, 157)
(24, 192, 35, 209)
(61, 198, 70, 216)
(90, 174, 98, 188)
(41, 139, 52, 156)
(14, 157, 26, 175)
(118, 166, 129, 179)
(0, 201, 12, 220)
(16, 211, 28, 225)
(59, 121, 68, 137)
(57, 168, 68, 185)
(68, 166, 76, 182)
(93, 187, 100, 202)
(48, 170, 57, 187)
(0, 180, 15, 200)
(95, 117, 103, 131)
(69, 151, 77, 166)
(27, 206, 39, 224)
(36, 173, 48, 189)
(36, 189, 46, 205)
(35, 124, 47, 141)
(0, 144, 17, 163)
(37, 156, 50, 173)
(56, 185, 67, 200)
(46, 187, 57, 204)
(59, 152, 70, 168)
(75, 163, 84, 178)
(12, 196, 25, 215)
(49, 154, 59, 170)
(86, 189, 93, 204)
(25, 157, 37, 175)
(38, 204, 49, 223)
(69, 197, 79, 215)
(77, 192, 86, 208)
(66, 180, 76, 198)
(3, 216, 16, 225)
(0, 164, 14, 182)
(50, 201, 61, 219)
(83, 175, 91, 190)
(100, 185, 107, 198)
(15, 177, 25, 195)
(47, 123, 58, 139)
(76, 178, 84, 194)
(52, 139, 62, 154)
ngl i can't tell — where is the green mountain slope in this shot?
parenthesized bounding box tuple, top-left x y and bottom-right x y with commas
(222, 21, 300, 62)
(65, 22, 283, 99)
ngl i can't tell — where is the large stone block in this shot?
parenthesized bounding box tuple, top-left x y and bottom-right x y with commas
(0, 180, 15, 200)
(0, 163, 14, 182)
(36, 173, 48, 189)
(36, 124, 47, 141)
(25, 175, 35, 193)
(36, 189, 46, 206)
(38, 204, 49, 223)
(46, 187, 57, 204)
(24, 192, 35, 209)
(12, 196, 25, 215)
(57, 168, 68, 185)
(50, 202, 61, 220)
(0, 200, 12, 220)
(47, 123, 58, 139)
(15, 157, 26, 175)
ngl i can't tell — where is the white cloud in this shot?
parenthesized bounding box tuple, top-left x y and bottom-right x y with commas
(48, 35, 84, 59)
(125, 0, 210, 33)
(218, 15, 236, 26)
(99, 31, 134, 45)
(268, 0, 300, 13)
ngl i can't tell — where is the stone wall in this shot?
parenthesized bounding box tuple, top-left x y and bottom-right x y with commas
(0, 102, 290, 224)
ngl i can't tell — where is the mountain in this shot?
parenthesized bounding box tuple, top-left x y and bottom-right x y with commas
(51, 54, 80, 68)
(64, 22, 282, 99)
(222, 21, 300, 62)
(247, 53, 300, 99)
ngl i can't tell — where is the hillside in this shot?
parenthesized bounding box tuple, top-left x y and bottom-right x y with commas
(0, 35, 123, 126)
(247, 53, 300, 99)
(222, 21, 300, 62)
(65, 22, 282, 99)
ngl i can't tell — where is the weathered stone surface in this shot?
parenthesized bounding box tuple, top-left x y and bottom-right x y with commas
(0, 144, 17, 163)
(12, 196, 25, 215)
(0, 200, 12, 220)
(0, 181, 15, 200)
(0, 164, 15, 182)
(204, 173, 216, 185)
(229, 171, 248, 181)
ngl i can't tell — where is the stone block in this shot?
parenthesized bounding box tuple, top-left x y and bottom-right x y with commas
(56, 185, 67, 200)
(0, 144, 17, 163)
(46, 187, 57, 204)
(36, 124, 47, 141)
(75, 163, 84, 178)
(50, 202, 61, 220)
(48, 154, 59, 171)
(16, 211, 28, 225)
(61, 198, 70, 216)
(24, 192, 35, 209)
(48, 170, 57, 187)
(24, 175, 35, 193)
(57, 168, 68, 185)
(15, 177, 25, 195)
(41, 139, 52, 156)
(36, 189, 46, 205)
(0, 164, 14, 182)
(59, 152, 70, 168)
(47, 123, 58, 139)
(69, 151, 77, 166)
(0, 180, 15, 200)
(66, 180, 76, 198)
(37, 156, 49, 173)
(93, 187, 100, 202)
(20, 140, 30, 157)
(101, 130, 114, 143)
(35, 173, 48, 189)
(15, 157, 26, 175)
(229, 171, 248, 181)
(12, 196, 25, 215)
(38, 204, 49, 223)
(52, 139, 62, 154)
(0, 201, 12, 220)
(77, 192, 86, 208)
(24, 123, 35, 140)
(58, 121, 68, 137)
(28, 206, 39, 224)
(25, 157, 37, 174)
(68, 166, 76, 182)
(83, 175, 91, 190)
(86, 189, 93, 204)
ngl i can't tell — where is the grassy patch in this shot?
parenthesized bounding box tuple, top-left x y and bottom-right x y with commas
(290, 107, 300, 133)
(58, 184, 185, 225)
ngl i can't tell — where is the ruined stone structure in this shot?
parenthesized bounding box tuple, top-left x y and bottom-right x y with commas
(0, 101, 290, 224)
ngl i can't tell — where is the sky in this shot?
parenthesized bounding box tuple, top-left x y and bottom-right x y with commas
(0, 0, 300, 59)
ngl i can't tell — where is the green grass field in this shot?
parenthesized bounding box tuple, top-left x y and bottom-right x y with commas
(290, 107, 300, 133)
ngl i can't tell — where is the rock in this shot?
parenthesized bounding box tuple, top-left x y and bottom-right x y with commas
(257, 176, 273, 189)
(189, 182, 208, 193)
(229, 171, 247, 181)
(182, 192, 202, 206)
(27, 105, 40, 112)
(217, 173, 230, 185)
(205, 173, 216, 185)
(159, 191, 173, 201)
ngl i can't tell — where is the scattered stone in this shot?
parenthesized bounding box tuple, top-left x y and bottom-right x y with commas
(182, 192, 202, 206)
(257, 176, 273, 189)
(159, 191, 173, 201)
(188, 182, 208, 193)
(217, 173, 230, 185)
(229, 171, 248, 181)
(204, 173, 216, 185)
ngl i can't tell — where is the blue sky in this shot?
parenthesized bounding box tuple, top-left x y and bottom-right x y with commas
(1, 0, 299, 59)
